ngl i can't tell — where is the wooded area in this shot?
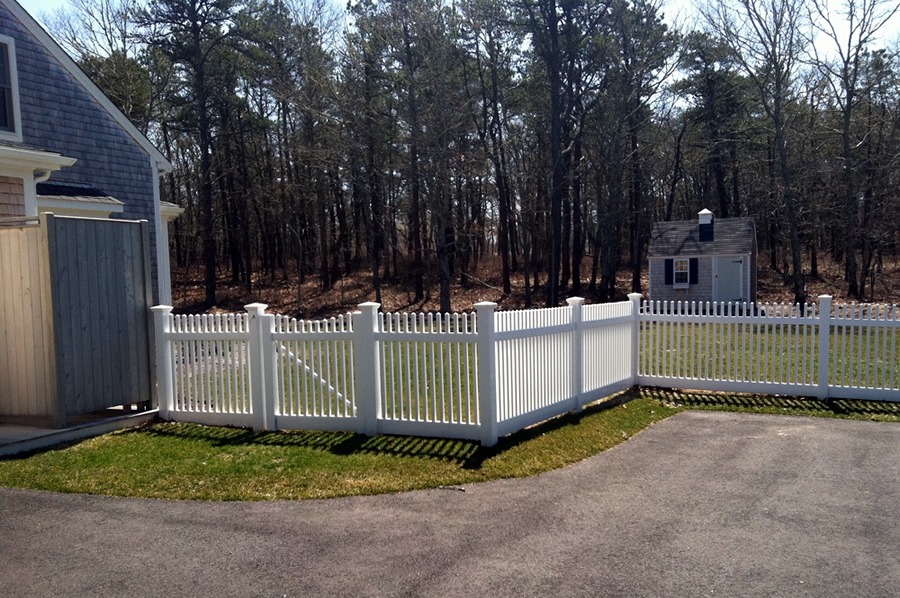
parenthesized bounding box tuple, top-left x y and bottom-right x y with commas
(47, 0, 900, 312)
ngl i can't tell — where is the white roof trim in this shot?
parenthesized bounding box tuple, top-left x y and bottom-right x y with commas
(1, 0, 173, 172)
(159, 201, 184, 222)
(0, 144, 75, 171)
(38, 195, 124, 217)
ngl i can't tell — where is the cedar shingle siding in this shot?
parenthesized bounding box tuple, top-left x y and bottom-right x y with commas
(0, 174, 23, 215)
(0, 5, 159, 296)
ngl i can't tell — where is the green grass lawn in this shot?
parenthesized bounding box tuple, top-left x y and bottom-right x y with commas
(1, 388, 899, 501)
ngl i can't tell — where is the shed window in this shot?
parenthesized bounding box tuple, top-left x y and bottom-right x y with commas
(0, 35, 21, 142)
(664, 257, 699, 286)
(674, 258, 689, 286)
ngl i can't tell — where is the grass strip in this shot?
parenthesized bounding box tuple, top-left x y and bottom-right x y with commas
(1, 388, 899, 501)
(0, 392, 672, 500)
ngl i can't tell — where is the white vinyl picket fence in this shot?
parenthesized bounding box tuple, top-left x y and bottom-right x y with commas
(636, 295, 900, 401)
(152, 298, 637, 446)
(152, 294, 900, 446)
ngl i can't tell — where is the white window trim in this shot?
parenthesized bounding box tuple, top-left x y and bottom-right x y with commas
(0, 34, 22, 143)
(673, 257, 690, 289)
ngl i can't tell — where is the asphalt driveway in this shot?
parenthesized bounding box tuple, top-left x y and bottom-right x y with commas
(2, 410, 899, 597)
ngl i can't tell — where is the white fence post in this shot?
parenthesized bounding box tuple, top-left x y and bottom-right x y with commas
(628, 293, 643, 385)
(353, 302, 382, 436)
(566, 297, 585, 412)
(475, 301, 498, 447)
(151, 305, 174, 419)
(817, 295, 832, 400)
(246, 303, 272, 431)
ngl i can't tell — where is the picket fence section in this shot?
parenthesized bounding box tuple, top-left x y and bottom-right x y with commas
(636, 295, 900, 401)
(161, 312, 253, 428)
(376, 309, 481, 440)
(829, 302, 900, 399)
(492, 298, 635, 438)
(153, 299, 636, 446)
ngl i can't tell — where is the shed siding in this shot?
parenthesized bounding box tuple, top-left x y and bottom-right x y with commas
(650, 254, 757, 305)
(0, 6, 159, 299)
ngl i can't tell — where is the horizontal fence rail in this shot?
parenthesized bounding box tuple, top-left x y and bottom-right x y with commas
(152, 294, 899, 447)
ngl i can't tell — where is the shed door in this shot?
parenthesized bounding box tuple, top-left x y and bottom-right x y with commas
(714, 257, 743, 303)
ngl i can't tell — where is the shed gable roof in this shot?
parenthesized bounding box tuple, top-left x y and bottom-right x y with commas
(1, 0, 171, 172)
(648, 217, 756, 257)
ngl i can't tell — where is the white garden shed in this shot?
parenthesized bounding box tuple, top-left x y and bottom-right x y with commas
(648, 209, 757, 305)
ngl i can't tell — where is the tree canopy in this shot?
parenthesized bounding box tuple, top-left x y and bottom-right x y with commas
(47, 0, 900, 309)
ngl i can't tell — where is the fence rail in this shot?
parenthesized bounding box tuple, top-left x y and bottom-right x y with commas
(153, 294, 900, 446)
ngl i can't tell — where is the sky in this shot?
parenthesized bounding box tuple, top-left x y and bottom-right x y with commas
(18, 0, 66, 20)
(14, 0, 900, 56)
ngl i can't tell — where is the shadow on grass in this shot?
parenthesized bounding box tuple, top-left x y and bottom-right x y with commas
(135, 392, 636, 469)
(641, 387, 900, 419)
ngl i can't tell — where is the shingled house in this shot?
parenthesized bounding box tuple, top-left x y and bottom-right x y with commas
(648, 209, 757, 305)
(0, 0, 179, 302)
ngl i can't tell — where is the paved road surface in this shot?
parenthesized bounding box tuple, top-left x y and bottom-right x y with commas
(2, 410, 899, 597)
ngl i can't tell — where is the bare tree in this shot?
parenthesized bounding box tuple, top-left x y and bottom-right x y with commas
(809, 0, 900, 297)
(703, 0, 810, 304)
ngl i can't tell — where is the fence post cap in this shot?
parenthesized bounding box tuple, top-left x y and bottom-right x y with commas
(566, 296, 585, 306)
(244, 303, 268, 314)
(628, 293, 643, 300)
(818, 295, 833, 302)
(150, 305, 173, 313)
(473, 301, 498, 310)
(357, 302, 381, 311)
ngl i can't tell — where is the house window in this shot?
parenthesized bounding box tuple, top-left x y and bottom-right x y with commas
(674, 258, 689, 287)
(0, 35, 22, 142)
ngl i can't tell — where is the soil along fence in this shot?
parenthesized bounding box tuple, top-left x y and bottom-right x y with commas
(152, 294, 900, 446)
(152, 298, 635, 446)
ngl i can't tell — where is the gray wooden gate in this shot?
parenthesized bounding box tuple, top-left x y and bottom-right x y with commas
(46, 214, 154, 427)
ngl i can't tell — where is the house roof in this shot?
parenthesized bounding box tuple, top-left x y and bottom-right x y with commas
(1, 0, 172, 172)
(648, 217, 756, 257)
(36, 181, 124, 215)
(37, 181, 123, 205)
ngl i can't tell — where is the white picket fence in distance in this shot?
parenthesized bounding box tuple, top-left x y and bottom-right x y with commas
(152, 299, 637, 446)
(637, 295, 900, 400)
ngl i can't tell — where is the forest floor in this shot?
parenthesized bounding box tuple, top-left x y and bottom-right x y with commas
(171, 252, 900, 318)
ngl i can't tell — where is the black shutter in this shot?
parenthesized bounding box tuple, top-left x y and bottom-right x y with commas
(689, 258, 699, 284)
(664, 259, 673, 285)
